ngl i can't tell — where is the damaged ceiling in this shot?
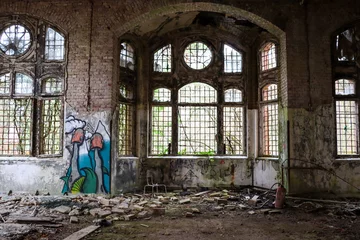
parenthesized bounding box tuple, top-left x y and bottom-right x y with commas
(128, 11, 266, 45)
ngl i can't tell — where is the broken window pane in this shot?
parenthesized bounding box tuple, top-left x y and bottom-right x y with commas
(224, 44, 242, 73)
(119, 84, 133, 100)
(178, 106, 217, 155)
(0, 24, 31, 56)
(118, 103, 133, 155)
(42, 77, 63, 94)
(40, 99, 62, 155)
(336, 29, 355, 62)
(225, 89, 242, 102)
(335, 79, 355, 95)
(45, 28, 65, 60)
(179, 82, 216, 103)
(262, 84, 277, 101)
(261, 42, 277, 71)
(0, 72, 10, 94)
(154, 44, 172, 72)
(153, 88, 171, 102)
(224, 107, 244, 155)
(14, 73, 33, 95)
(120, 42, 135, 70)
(336, 101, 358, 155)
(184, 42, 212, 70)
(0, 99, 32, 155)
(151, 106, 172, 155)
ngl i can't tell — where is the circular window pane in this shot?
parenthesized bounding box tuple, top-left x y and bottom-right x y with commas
(0, 25, 31, 56)
(183, 42, 212, 70)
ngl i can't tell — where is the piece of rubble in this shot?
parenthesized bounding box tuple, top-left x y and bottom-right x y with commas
(214, 206, 223, 211)
(53, 205, 71, 214)
(248, 195, 259, 206)
(194, 190, 211, 196)
(185, 212, 194, 218)
(204, 198, 215, 203)
(118, 202, 129, 209)
(179, 198, 191, 204)
(238, 204, 248, 210)
(192, 208, 201, 214)
(69, 209, 80, 216)
(209, 192, 222, 197)
(98, 198, 110, 206)
(248, 210, 256, 215)
(111, 208, 125, 215)
(133, 205, 144, 211)
(191, 197, 201, 201)
(70, 216, 79, 223)
(140, 224, 149, 228)
(89, 208, 101, 216)
(138, 201, 148, 206)
(98, 210, 112, 218)
(124, 214, 136, 221)
(137, 211, 148, 218)
(170, 197, 178, 202)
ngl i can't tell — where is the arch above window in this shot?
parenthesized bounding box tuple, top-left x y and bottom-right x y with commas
(224, 44, 242, 73)
(154, 44, 172, 72)
(262, 84, 278, 101)
(335, 79, 355, 95)
(120, 42, 135, 70)
(0, 24, 31, 56)
(260, 42, 277, 71)
(179, 82, 217, 103)
(153, 88, 171, 102)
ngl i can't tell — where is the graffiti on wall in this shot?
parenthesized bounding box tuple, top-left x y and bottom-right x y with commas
(61, 116, 110, 194)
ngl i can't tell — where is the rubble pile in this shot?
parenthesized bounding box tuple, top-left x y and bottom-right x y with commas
(0, 188, 359, 239)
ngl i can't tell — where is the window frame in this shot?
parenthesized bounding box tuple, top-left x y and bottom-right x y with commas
(259, 41, 278, 72)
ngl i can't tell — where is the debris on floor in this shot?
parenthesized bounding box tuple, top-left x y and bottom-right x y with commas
(0, 187, 359, 239)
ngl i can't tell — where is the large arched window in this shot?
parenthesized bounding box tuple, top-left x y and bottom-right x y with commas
(260, 42, 277, 71)
(0, 18, 66, 156)
(150, 41, 245, 156)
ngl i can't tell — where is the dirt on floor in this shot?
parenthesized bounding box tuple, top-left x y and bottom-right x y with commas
(24, 201, 360, 240)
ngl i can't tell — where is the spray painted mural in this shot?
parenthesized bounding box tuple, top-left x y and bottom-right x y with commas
(61, 115, 111, 194)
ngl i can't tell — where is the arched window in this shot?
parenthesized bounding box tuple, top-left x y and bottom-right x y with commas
(154, 45, 172, 72)
(0, 18, 66, 157)
(260, 84, 278, 156)
(260, 42, 277, 71)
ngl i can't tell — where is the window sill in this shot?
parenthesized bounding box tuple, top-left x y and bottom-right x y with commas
(256, 157, 279, 161)
(335, 157, 360, 161)
(117, 156, 139, 160)
(0, 156, 63, 162)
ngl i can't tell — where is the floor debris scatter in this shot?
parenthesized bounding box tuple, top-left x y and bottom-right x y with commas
(0, 188, 359, 239)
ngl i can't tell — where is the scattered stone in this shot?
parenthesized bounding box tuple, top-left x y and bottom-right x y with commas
(179, 198, 191, 204)
(124, 214, 136, 221)
(141, 224, 149, 228)
(69, 209, 80, 216)
(209, 192, 222, 197)
(111, 208, 125, 215)
(99, 198, 110, 206)
(185, 212, 194, 218)
(191, 197, 201, 201)
(133, 205, 144, 211)
(214, 206, 223, 211)
(83, 209, 89, 215)
(118, 202, 129, 209)
(170, 197, 178, 202)
(89, 208, 101, 216)
(138, 201, 148, 206)
(137, 211, 148, 218)
(238, 204, 248, 210)
(204, 198, 215, 203)
(70, 216, 79, 223)
(194, 190, 211, 196)
(192, 208, 201, 214)
(109, 199, 121, 205)
(54, 205, 71, 214)
(98, 210, 112, 218)
(248, 210, 256, 215)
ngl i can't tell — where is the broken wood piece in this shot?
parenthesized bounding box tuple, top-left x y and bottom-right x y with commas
(13, 216, 54, 224)
(194, 190, 212, 196)
(140, 224, 149, 228)
(63, 225, 100, 240)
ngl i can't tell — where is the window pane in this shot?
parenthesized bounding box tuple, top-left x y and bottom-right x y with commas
(0, 99, 32, 155)
(335, 79, 355, 95)
(262, 84, 278, 101)
(15, 73, 33, 95)
(261, 42, 277, 71)
(184, 42, 212, 70)
(178, 106, 217, 155)
(153, 88, 171, 102)
(0, 25, 31, 56)
(225, 89, 242, 102)
(151, 106, 172, 155)
(119, 85, 133, 100)
(42, 77, 63, 94)
(45, 28, 65, 60)
(40, 99, 62, 155)
(0, 72, 10, 94)
(154, 44, 171, 72)
(224, 44, 242, 73)
(120, 42, 135, 70)
(118, 103, 133, 155)
(262, 103, 278, 156)
(224, 107, 244, 155)
(179, 82, 216, 103)
(336, 101, 358, 155)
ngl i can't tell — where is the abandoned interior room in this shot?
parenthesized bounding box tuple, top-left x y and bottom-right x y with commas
(1, 0, 360, 239)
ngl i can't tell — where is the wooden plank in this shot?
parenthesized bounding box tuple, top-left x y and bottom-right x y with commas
(63, 225, 100, 240)
(10, 216, 54, 224)
(194, 190, 211, 196)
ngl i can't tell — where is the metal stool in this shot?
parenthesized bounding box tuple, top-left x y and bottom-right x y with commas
(143, 171, 167, 194)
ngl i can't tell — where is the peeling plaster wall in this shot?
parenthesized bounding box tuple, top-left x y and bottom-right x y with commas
(253, 160, 279, 189)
